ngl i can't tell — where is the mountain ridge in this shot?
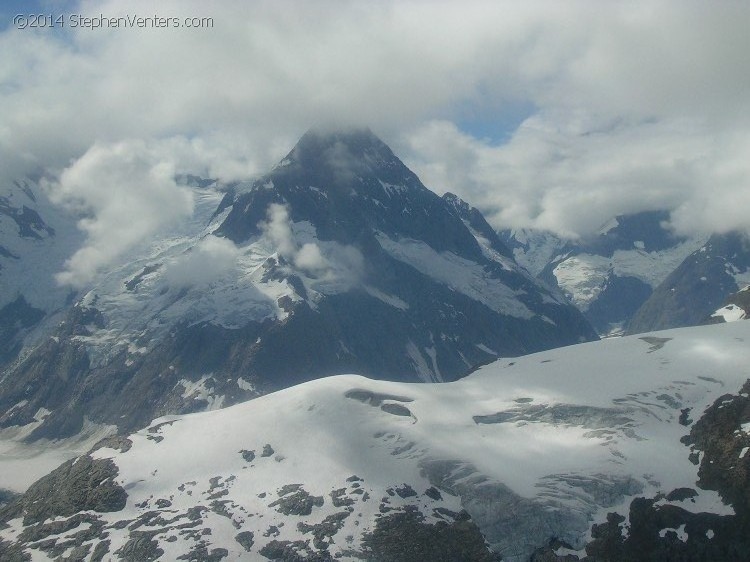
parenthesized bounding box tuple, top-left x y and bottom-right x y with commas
(0, 128, 597, 442)
(2, 321, 748, 561)
(500, 212, 707, 335)
(628, 231, 750, 334)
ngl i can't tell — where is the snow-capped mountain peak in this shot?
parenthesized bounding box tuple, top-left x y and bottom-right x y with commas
(0, 129, 596, 444)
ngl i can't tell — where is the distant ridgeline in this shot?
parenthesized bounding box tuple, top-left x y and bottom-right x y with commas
(501, 215, 750, 336)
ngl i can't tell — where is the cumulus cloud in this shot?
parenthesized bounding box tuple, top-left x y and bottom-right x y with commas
(402, 117, 732, 237)
(259, 203, 363, 282)
(46, 140, 194, 287)
(2, 1, 750, 240)
(295, 243, 329, 274)
(259, 203, 330, 274)
(163, 235, 240, 288)
(259, 204, 297, 260)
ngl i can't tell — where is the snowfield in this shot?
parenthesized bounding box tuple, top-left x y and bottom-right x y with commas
(2, 321, 750, 560)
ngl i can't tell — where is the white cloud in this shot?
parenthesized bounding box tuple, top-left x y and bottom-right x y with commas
(295, 243, 329, 274)
(2, 0, 750, 240)
(669, 132, 750, 236)
(259, 203, 330, 275)
(258, 203, 363, 283)
(46, 140, 194, 287)
(259, 204, 297, 259)
(402, 118, 726, 237)
(163, 235, 240, 288)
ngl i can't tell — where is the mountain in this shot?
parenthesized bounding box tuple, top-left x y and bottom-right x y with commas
(628, 231, 750, 334)
(2, 321, 749, 561)
(0, 128, 597, 443)
(501, 211, 706, 335)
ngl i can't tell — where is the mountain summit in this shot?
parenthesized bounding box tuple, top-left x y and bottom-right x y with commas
(0, 129, 596, 441)
(219, 128, 489, 258)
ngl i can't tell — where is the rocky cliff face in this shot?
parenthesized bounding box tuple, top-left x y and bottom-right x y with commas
(0, 128, 597, 441)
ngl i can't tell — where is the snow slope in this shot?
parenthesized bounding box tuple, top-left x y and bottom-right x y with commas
(502, 227, 569, 277)
(712, 304, 746, 322)
(3, 321, 749, 561)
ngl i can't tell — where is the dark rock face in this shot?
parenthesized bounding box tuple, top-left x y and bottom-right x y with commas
(359, 506, 499, 562)
(0, 455, 126, 526)
(269, 484, 325, 516)
(583, 211, 683, 256)
(116, 531, 164, 561)
(0, 310, 266, 440)
(219, 129, 477, 254)
(0, 296, 45, 368)
(258, 539, 334, 561)
(628, 232, 750, 334)
(0, 489, 19, 510)
(0, 305, 100, 439)
(235, 531, 254, 551)
(0, 193, 55, 241)
(0, 456, 125, 562)
(584, 274, 652, 334)
(0, 179, 82, 369)
(214, 127, 595, 373)
(574, 497, 747, 561)
(0, 128, 596, 440)
(0, 540, 30, 562)
(684, 380, 750, 517)
(442, 192, 514, 260)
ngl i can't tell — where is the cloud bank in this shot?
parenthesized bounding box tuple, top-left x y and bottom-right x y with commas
(1, 0, 749, 262)
(402, 118, 750, 238)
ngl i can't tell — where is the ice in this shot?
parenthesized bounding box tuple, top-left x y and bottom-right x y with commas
(364, 285, 409, 310)
(508, 228, 568, 277)
(376, 232, 534, 318)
